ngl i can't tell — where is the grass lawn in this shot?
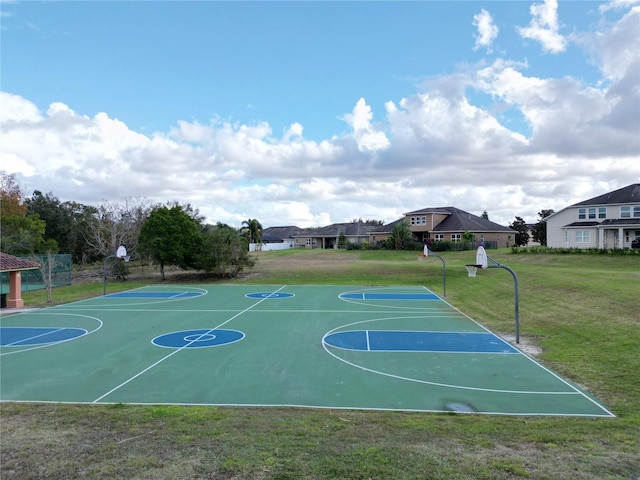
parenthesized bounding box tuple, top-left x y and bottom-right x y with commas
(1, 248, 639, 479)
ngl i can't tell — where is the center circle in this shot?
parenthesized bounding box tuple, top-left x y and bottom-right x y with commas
(246, 292, 295, 299)
(152, 329, 245, 349)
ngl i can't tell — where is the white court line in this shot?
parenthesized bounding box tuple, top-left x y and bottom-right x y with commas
(92, 285, 287, 403)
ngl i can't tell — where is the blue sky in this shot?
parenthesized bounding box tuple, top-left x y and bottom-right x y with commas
(1, 0, 638, 228)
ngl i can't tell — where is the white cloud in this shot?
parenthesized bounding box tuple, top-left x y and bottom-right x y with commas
(517, 0, 567, 54)
(473, 9, 499, 52)
(342, 98, 390, 152)
(599, 0, 640, 13)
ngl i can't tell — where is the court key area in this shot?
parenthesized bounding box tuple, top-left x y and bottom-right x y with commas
(0, 285, 613, 417)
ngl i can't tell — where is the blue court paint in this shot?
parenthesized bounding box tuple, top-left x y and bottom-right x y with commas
(340, 292, 439, 301)
(106, 291, 202, 299)
(152, 329, 245, 349)
(0, 327, 87, 346)
(245, 292, 294, 299)
(324, 330, 518, 354)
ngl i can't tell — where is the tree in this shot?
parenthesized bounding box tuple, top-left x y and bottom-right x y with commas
(337, 231, 347, 249)
(462, 231, 476, 243)
(197, 223, 255, 277)
(387, 220, 412, 250)
(1, 171, 27, 217)
(0, 177, 49, 255)
(531, 209, 555, 246)
(351, 218, 384, 226)
(26, 191, 75, 254)
(509, 216, 530, 247)
(31, 251, 63, 303)
(0, 172, 48, 254)
(241, 218, 263, 246)
(64, 202, 101, 264)
(138, 204, 203, 280)
(84, 198, 154, 260)
(0, 214, 48, 254)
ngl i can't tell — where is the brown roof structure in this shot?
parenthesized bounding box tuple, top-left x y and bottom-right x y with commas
(0, 252, 40, 272)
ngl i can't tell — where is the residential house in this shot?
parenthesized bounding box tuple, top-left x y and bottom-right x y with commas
(545, 184, 640, 249)
(255, 226, 303, 251)
(369, 207, 516, 248)
(292, 222, 375, 249)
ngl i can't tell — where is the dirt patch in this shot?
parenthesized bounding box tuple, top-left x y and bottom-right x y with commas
(502, 334, 542, 356)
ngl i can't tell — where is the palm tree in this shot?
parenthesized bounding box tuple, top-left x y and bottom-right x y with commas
(241, 218, 263, 245)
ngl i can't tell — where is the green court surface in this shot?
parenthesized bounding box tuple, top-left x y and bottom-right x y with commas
(0, 285, 613, 417)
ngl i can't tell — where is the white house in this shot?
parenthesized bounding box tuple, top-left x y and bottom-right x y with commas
(546, 184, 640, 249)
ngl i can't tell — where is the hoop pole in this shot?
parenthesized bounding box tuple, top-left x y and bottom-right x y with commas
(486, 257, 519, 343)
(422, 248, 446, 297)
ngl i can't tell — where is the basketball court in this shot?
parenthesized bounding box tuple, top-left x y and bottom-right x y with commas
(0, 284, 614, 417)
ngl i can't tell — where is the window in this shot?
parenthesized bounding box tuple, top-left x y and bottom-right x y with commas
(621, 206, 630, 218)
(434, 234, 444, 241)
(451, 234, 461, 242)
(635, 206, 640, 218)
(410, 216, 426, 225)
(598, 207, 606, 218)
(575, 231, 591, 243)
(305, 238, 312, 246)
(578, 208, 586, 219)
(588, 208, 596, 219)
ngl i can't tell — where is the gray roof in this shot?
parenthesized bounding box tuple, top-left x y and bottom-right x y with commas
(572, 184, 640, 207)
(564, 221, 600, 228)
(599, 218, 640, 227)
(262, 226, 304, 241)
(296, 222, 376, 237)
(368, 218, 406, 234)
(403, 206, 514, 233)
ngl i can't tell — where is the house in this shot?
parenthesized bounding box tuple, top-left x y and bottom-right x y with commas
(369, 207, 516, 248)
(292, 222, 375, 249)
(545, 184, 640, 249)
(0, 252, 40, 309)
(252, 226, 302, 251)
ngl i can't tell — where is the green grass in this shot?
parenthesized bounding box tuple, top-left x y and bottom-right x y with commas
(2, 248, 639, 479)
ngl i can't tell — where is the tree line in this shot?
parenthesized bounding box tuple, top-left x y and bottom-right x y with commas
(2, 169, 553, 269)
(0, 171, 260, 279)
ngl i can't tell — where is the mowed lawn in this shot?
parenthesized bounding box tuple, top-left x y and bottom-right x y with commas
(1, 249, 639, 479)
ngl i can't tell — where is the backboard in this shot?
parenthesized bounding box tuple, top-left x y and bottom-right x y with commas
(476, 246, 488, 269)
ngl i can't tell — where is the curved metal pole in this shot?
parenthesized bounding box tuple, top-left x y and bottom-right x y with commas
(433, 252, 446, 298)
(425, 249, 446, 298)
(487, 264, 519, 343)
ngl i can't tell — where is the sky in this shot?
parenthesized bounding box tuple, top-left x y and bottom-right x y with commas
(1, 0, 639, 229)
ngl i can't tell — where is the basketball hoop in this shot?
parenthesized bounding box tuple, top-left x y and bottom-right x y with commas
(465, 265, 481, 277)
(418, 244, 429, 262)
